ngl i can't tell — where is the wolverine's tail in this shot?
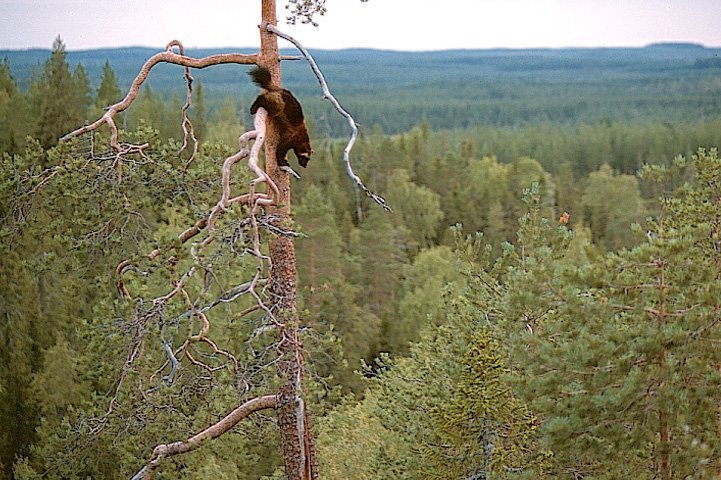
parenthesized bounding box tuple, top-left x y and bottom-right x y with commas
(248, 65, 272, 89)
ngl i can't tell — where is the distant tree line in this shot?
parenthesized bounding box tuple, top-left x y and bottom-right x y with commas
(4, 40, 721, 137)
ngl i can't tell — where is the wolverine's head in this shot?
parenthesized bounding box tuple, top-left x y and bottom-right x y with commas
(297, 151, 312, 168)
(295, 143, 313, 168)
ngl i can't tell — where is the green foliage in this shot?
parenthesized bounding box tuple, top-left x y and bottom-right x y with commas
(30, 37, 90, 149)
(296, 184, 381, 392)
(354, 207, 409, 355)
(385, 169, 443, 249)
(316, 397, 394, 479)
(127, 86, 166, 137)
(392, 246, 461, 354)
(581, 163, 643, 250)
(72, 64, 92, 120)
(0, 57, 29, 154)
(423, 331, 547, 479)
(319, 269, 546, 478)
(6, 45, 721, 135)
(95, 59, 122, 109)
(12, 458, 40, 480)
(205, 96, 245, 146)
(0, 126, 297, 478)
(0, 251, 43, 474)
(3, 39, 721, 480)
(507, 150, 721, 477)
(193, 80, 208, 141)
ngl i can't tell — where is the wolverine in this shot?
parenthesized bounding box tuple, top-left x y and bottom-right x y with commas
(248, 65, 313, 171)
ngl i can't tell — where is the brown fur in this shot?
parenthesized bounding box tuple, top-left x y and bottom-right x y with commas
(249, 66, 313, 168)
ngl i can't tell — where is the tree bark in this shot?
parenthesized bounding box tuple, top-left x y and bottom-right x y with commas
(259, 1, 317, 478)
(657, 259, 670, 480)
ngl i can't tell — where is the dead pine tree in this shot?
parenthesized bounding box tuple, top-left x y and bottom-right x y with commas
(258, 1, 317, 478)
(59, 1, 387, 479)
(256, 2, 387, 475)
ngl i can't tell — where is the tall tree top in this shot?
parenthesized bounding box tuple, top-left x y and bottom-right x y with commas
(52, 36, 66, 55)
(96, 60, 121, 108)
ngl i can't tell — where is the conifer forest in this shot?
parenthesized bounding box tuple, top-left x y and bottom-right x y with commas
(3, 3, 721, 479)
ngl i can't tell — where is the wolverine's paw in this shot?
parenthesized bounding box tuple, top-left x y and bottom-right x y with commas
(280, 165, 301, 179)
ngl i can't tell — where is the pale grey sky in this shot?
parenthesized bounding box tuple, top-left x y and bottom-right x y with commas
(1, 1, 720, 51)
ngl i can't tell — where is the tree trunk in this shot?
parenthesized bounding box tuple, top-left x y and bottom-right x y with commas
(657, 259, 670, 480)
(258, 2, 317, 479)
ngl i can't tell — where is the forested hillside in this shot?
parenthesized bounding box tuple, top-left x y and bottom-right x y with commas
(3, 42, 721, 134)
(2, 38, 721, 478)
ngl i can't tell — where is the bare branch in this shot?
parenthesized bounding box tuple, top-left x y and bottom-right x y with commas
(265, 24, 391, 212)
(115, 108, 278, 298)
(60, 41, 258, 152)
(102, 106, 288, 412)
(176, 41, 200, 170)
(131, 394, 277, 479)
(56, 30, 322, 477)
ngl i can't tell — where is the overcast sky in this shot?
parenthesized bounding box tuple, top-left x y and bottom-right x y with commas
(1, 0, 720, 51)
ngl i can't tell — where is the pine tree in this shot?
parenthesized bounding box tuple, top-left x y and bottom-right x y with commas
(0, 57, 29, 154)
(385, 168, 443, 250)
(511, 151, 721, 477)
(193, 79, 207, 141)
(71, 64, 92, 122)
(31, 36, 89, 149)
(318, 246, 545, 478)
(456, 156, 506, 237)
(95, 59, 122, 109)
(1, 126, 282, 479)
(354, 207, 409, 355)
(581, 163, 642, 250)
(126, 85, 165, 136)
(296, 185, 380, 391)
(0, 252, 43, 476)
(163, 94, 182, 141)
(423, 331, 544, 479)
(206, 96, 244, 146)
(393, 246, 460, 354)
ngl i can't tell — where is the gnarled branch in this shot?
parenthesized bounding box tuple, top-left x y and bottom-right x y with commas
(115, 108, 276, 298)
(131, 394, 277, 479)
(61, 41, 258, 153)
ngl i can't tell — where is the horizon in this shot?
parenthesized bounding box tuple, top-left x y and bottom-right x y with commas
(1, 1, 720, 52)
(1, 40, 717, 55)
